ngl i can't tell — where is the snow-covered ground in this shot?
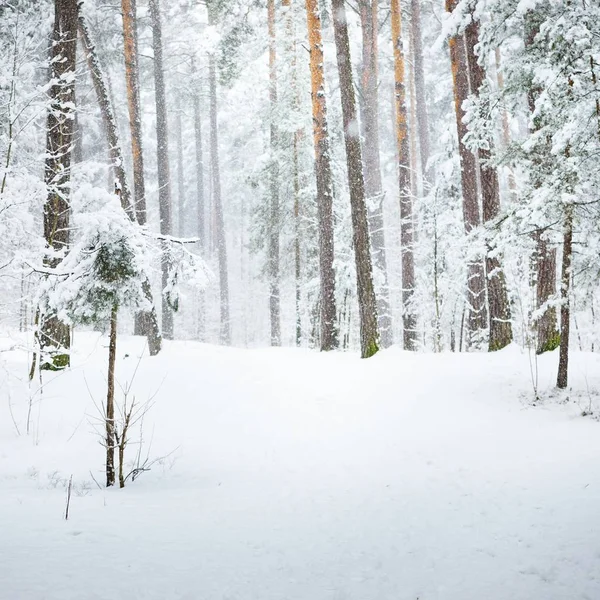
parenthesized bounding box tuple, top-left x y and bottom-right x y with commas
(1, 333, 600, 599)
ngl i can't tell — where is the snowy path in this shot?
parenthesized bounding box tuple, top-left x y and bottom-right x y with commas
(1, 336, 600, 599)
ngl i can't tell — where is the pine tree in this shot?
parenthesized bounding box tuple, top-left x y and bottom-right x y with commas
(40, 0, 79, 370)
(304, 0, 338, 351)
(331, 0, 379, 358)
(358, 0, 393, 347)
(149, 0, 174, 340)
(391, 0, 416, 350)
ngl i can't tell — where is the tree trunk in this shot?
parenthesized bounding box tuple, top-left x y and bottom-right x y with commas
(105, 304, 117, 487)
(446, 1, 487, 345)
(208, 7, 231, 345)
(268, 0, 281, 346)
(331, 0, 379, 358)
(391, 0, 416, 351)
(283, 0, 302, 346)
(149, 0, 174, 340)
(175, 96, 186, 237)
(79, 12, 162, 356)
(121, 0, 146, 223)
(410, 0, 430, 180)
(40, 0, 79, 371)
(193, 68, 205, 250)
(358, 0, 392, 347)
(464, 15, 513, 351)
(556, 208, 572, 389)
(304, 0, 338, 351)
(525, 12, 559, 355)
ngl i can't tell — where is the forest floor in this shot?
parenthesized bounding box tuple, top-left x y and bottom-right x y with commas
(1, 332, 600, 599)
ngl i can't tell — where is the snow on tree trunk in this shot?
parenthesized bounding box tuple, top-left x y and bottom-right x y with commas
(304, 0, 338, 351)
(391, 0, 416, 351)
(358, 0, 393, 348)
(446, 1, 487, 346)
(557, 207, 573, 389)
(464, 15, 513, 352)
(40, 0, 79, 371)
(331, 0, 379, 358)
(79, 11, 161, 356)
(149, 0, 174, 340)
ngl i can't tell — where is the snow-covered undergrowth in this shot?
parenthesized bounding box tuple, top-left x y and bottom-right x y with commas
(1, 333, 600, 599)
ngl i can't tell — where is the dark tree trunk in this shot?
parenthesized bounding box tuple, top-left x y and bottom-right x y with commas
(331, 0, 379, 358)
(305, 0, 338, 351)
(556, 208, 572, 389)
(105, 304, 117, 487)
(79, 12, 162, 356)
(391, 0, 416, 351)
(464, 15, 513, 351)
(41, 0, 79, 370)
(207, 8, 231, 344)
(446, 2, 487, 345)
(525, 12, 559, 355)
(268, 0, 281, 346)
(149, 0, 174, 340)
(358, 0, 393, 348)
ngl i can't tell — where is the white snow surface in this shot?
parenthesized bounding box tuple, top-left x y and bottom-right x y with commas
(1, 334, 600, 599)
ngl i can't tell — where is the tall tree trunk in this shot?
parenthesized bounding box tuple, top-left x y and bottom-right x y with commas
(283, 0, 302, 346)
(121, 0, 146, 223)
(208, 6, 231, 345)
(105, 303, 117, 487)
(304, 0, 338, 350)
(464, 15, 513, 351)
(446, 1, 487, 344)
(391, 0, 416, 351)
(556, 207, 572, 389)
(193, 65, 205, 250)
(358, 0, 393, 347)
(79, 12, 162, 356)
(525, 12, 558, 355)
(410, 0, 430, 181)
(268, 0, 281, 345)
(148, 0, 173, 340)
(331, 0, 379, 358)
(40, 0, 79, 371)
(193, 68, 206, 342)
(175, 96, 185, 237)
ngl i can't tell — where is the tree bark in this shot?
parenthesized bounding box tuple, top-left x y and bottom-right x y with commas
(149, 0, 174, 340)
(193, 65, 205, 250)
(79, 12, 162, 356)
(446, 0, 487, 344)
(304, 0, 338, 350)
(464, 15, 513, 351)
(556, 208, 572, 389)
(358, 0, 393, 347)
(41, 0, 79, 371)
(121, 0, 146, 224)
(208, 6, 231, 345)
(391, 0, 416, 351)
(175, 96, 186, 237)
(105, 304, 117, 487)
(525, 11, 558, 355)
(268, 0, 281, 346)
(410, 0, 430, 180)
(331, 0, 379, 358)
